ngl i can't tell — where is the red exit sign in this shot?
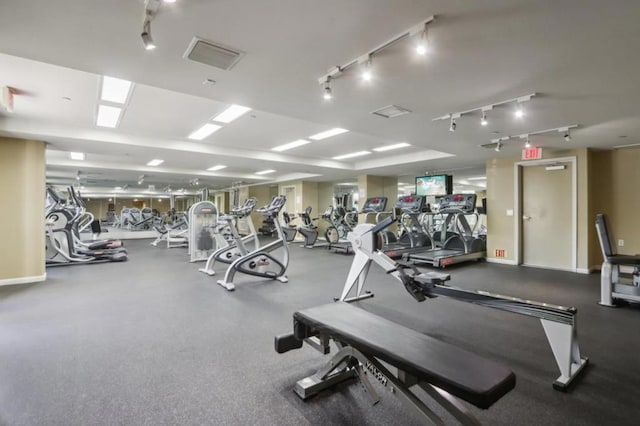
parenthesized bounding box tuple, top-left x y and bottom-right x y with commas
(522, 147, 542, 160)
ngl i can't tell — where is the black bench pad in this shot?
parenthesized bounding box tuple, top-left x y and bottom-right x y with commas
(607, 255, 640, 265)
(294, 302, 515, 409)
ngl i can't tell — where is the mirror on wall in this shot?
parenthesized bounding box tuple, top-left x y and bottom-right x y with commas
(332, 183, 358, 211)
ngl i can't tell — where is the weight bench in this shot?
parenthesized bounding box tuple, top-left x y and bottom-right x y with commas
(275, 302, 515, 425)
(596, 213, 640, 306)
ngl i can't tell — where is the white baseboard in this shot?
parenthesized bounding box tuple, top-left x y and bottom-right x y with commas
(486, 258, 518, 266)
(0, 273, 47, 286)
(576, 266, 599, 274)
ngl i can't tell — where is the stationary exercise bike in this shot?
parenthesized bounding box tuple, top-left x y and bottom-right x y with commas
(297, 206, 320, 248)
(198, 198, 259, 275)
(281, 211, 298, 243)
(216, 195, 289, 291)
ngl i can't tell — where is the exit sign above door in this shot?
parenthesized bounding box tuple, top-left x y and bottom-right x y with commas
(522, 147, 542, 160)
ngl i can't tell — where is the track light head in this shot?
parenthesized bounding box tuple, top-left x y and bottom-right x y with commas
(416, 27, 429, 55)
(480, 112, 488, 126)
(323, 79, 332, 100)
(564, 131, 572, 142)
(449, 118, 456, 132)
(361, 59, 373, 81)
(525, 138, 531, 148)
(76, 171, 81, 181)
(141, 20, 156, 50)
(495, 142, 501, 152)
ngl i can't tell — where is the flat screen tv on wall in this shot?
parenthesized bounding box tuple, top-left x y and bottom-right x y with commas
(415, 175, 452, 196)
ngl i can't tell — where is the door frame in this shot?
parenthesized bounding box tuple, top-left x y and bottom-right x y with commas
(513, 156, 577, 272)
(281, 185, 297, 213)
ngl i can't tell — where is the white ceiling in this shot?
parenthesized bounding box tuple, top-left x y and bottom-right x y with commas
(1, 0, 640, 193)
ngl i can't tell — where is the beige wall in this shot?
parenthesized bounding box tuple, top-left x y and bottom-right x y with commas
(0, 138, 46, 284)
(486, 156, 517, 261)
(213, 192, 229, 214)
(357, 175, 397, 203)
(248, 184, 272, 229)
(588, 147, 640, 265)
(316, 182, 334, 234)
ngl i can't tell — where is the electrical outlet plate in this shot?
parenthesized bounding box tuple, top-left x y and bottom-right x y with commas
(618, 239, 624, 247)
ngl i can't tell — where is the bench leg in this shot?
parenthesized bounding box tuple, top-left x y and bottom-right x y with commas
(367, 355, 482, 426)
(599, 261, 616, 306)
(294, 347, 358, 400)
(540, 319, 589, 391)
(418, 382, 482, 426)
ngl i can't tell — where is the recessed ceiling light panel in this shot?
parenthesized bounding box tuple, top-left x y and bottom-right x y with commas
(207, 165, 227, 171)
(309, 128, 349, 141)
(70, 152, 85, 161)
(373, 142, 411, 152)
(188, 123, 222, 140)
(147, 159, 164, 166)
(100, 76, 133, 104)
(333, 151, 371, 160)
(255, 169, 275, 175)
(272, 139, 311, 152)
(213, 105, 251, 123)
(96, 105, 122, 128)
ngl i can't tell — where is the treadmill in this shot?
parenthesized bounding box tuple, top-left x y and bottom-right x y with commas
(379, 195, 432, 258)
(407, 193, 485, 268)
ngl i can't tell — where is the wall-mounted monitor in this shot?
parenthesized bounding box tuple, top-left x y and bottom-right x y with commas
(415, 175, 451, 196)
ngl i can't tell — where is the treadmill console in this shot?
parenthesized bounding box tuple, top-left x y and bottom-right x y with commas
(439, 194, 477, 213)
(395, 195, 426, 213)
(361, 197, 388, 213)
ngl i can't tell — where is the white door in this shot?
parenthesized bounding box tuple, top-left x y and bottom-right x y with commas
(521, 163, 573, 270)
(282, 186, 296, 214)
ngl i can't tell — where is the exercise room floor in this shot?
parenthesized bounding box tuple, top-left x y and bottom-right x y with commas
(2, 239, 639, 425)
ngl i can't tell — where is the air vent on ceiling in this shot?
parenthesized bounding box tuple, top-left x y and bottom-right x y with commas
(371, 105, 412, 119)
(184, 37, 244, 71)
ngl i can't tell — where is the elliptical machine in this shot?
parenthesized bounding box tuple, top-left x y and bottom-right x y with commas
(198, 197, 259, 275)
(216, 195, 289, 291)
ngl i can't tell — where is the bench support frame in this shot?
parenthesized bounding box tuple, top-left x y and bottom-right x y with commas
(296, 338, 482, 426)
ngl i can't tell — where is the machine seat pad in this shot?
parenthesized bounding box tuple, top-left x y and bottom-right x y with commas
(607, 254, 640, 265)
(294, 302, 515, 409)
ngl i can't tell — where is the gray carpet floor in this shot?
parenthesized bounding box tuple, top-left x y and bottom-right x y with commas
(1, 239, 639, 425)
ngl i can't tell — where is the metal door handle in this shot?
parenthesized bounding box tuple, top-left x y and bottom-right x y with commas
(522, 215, 531, 221)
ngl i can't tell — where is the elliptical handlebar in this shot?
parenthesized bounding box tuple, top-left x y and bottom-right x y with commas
(256, 195, 286, 215)
(232, 197, 257, 218)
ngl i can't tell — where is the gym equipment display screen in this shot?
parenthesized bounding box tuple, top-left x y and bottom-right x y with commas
(415, 175, 449, 196)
